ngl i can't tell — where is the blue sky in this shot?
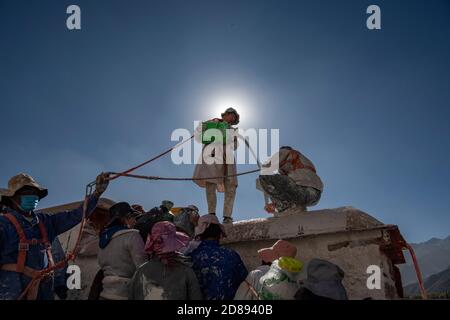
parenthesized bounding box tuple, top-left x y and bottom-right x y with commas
(0, 0, 449, 242)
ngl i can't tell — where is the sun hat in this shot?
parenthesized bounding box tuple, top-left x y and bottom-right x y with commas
(221, 107, 240, 125)
(0, 173, 48, 200)
(194, 214, 226, 237)
(257, 240, 297, 263)
(300, 259, 348, 300)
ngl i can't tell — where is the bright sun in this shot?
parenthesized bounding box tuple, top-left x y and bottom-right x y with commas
(207, 93, 253, 126)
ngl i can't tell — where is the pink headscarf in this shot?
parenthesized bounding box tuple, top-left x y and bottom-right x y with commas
(145, 221, 190, 257)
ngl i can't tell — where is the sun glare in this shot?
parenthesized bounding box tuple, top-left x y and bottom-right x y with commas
(206, 93, 254, 127)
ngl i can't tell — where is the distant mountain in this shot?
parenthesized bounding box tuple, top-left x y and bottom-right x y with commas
(404, 267, 450, 297)
(398, 235, 450, 286)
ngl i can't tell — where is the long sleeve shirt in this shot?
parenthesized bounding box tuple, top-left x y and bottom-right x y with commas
(0, 194, 99, 300)
(189, 240, 248, 300)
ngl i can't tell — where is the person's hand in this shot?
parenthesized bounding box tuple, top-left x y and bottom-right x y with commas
(264, 203, 276, 214)
(94, 172, 110, 197)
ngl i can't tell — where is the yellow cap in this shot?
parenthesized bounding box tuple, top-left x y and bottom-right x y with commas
(278, 256, 303, 273)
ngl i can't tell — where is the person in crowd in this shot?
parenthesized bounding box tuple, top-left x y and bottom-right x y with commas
(189, 214, 248, 300)
(97, 202, 147, 300)
(0, 172, 109, 300)
(295, 259, 348, 300)
(173, 205, 200, 238)
(234, 239, 297, 300)
(259, 255, 303, 300)
(129, 221, 202, 300)
(134, 204, 175, 242)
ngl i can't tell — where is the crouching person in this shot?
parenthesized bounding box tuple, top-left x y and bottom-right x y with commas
(97, 202, 147, 300)
(129, 221, 202, 300)
(258, 146, 323, 213)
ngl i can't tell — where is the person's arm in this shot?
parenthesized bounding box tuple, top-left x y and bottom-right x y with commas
(127, 231, 148, 268)
(49, 194, 99, 236)
(194, 121, 204, 144)
(233, 252, 249, 285)
(48, 172, 110, 236)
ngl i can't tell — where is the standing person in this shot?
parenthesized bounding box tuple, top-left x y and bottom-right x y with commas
(258, 146, 323, 213)
(193, 108, 240, 223)
(129, 221, 201, 300)
(0, 172, 110, 300)
(234, 239, 297, 300)
(189, 214, 248, 300)
(97, 202, 147, 300)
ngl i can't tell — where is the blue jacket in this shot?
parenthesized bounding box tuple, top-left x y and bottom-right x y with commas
(0, 195, 99, 300)
(189, 240, 248, 300)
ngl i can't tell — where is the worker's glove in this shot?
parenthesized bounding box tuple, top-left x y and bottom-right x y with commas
(94, 172, 110, 197)
(264, 203, 276, 214)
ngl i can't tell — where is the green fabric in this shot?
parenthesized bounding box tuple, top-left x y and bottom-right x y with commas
(201, 121, 230, 144)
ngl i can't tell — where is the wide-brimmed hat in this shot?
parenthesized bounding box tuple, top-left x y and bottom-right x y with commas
(0, 173, 48, 200)
(173, 206, 200, 238)
(257, 240, 297, 263)
(108, 202, 141, 224)
(221, 107, 240, 125)
(300, 259, 348, 300)
(145, 221, 190, 254)
(187, 205, 199, 213)
(194, 214, 226, 237)
(161, 200, 174, 210)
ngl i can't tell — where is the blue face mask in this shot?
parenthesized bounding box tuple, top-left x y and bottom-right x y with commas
(19, 195, 40, 212)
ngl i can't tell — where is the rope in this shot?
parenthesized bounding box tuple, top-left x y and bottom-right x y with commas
(17, 193, 92, 300)
(111, 168, 261, 182)
(108, 135, 194, 181)
(16, 131, 263, 299)
(405, 243, 428, 299)
(244, 280, 261, 300)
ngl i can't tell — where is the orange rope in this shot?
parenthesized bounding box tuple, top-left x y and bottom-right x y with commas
(16, 134, 261, 299)
(108, 135, 194, 181)
(17, 195, 91, 300)
(405, 243, 428, 299)
(113, 168, 260, 181)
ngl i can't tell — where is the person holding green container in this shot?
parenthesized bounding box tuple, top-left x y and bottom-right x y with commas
(193, 108, 240, 224)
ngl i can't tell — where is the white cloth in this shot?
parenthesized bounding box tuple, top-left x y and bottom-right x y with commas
(234, 265, 270, 300)
(98, 229, 147, 300)
(264, 148, 323, 192)
(192, 121, 239, 192)
(259, 259, 300, 300)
